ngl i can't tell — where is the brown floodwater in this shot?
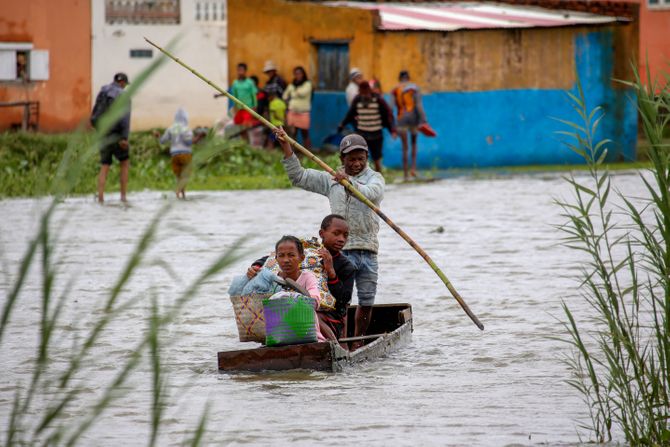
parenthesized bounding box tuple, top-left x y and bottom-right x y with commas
(0, 170, 644, 445)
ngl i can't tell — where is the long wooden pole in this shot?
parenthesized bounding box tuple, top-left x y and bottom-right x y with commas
(145, 37, 484, 330)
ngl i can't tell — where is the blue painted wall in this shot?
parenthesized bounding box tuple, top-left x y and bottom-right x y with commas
(309, 30, 637, 168)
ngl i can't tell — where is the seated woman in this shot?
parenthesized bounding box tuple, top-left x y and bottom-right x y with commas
(230, 235, 325, 342)
(273, 235, 321, 299)
(236, 216, 356, 344)
(229, 235, 320, 299)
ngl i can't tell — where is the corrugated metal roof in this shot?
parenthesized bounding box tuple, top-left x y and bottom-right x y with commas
(325, 2, 627, 31)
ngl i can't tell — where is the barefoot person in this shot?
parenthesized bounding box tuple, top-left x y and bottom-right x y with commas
(338, 80, 397, 173)
(275, 127, 384, 347)
(154, 107, 198, 199)
(91, 72, 131, 203)
(392, 70, 427, 181)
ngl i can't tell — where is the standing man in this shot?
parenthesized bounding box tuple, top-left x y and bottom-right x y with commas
(392, 70, 427, 181)
(275, 127, 384, 349)
(261, 60, 287, 146)
(230, 62, 257, 139)
(263, 60, 287, 98)
(91, 72, 131, 203)
(338, 80, 396, 173)
(345, 67, 364, 107)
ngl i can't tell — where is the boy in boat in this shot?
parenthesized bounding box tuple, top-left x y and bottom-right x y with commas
(314, 215, 356, 341)
(274, 127, 384, 347)
(246, 215, 355, 341)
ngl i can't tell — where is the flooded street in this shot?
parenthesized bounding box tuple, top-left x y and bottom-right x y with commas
(0, 171, 645, 446)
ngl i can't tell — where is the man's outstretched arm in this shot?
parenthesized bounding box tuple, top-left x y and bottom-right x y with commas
(275, 127, 331, 196)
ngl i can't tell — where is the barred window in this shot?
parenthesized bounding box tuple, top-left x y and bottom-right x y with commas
(194, 1, 226, 22)
(130, 49, 153, 58)
(106, 0, 181, 25)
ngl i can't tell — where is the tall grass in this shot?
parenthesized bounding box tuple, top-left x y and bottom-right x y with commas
(556, 70, 670, 444)
(0, 130, 343, 198)
(1, 42, 244, 445)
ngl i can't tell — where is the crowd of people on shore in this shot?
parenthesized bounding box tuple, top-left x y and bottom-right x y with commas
(225, 61, 433, 180)
(90, 62, 433, 202)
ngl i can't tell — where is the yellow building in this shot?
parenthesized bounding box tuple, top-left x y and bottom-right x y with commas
(229, 0, 639, 167)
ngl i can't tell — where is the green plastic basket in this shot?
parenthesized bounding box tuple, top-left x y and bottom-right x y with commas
(263, 294, 317, 347)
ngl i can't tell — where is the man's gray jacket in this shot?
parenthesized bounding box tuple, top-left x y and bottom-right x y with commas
(282, 154, 385, 253)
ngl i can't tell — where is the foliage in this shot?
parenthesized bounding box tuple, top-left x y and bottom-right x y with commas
(556, 70, 670, 445)
(0, 130, 343, 198)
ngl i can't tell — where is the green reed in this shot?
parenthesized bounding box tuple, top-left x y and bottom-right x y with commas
(0, 129, 345, 198)
(556, 68, 670, 444)
(1, 40, 244, 445)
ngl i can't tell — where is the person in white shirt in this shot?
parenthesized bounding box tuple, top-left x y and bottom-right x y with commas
(345, 68, 364, 107)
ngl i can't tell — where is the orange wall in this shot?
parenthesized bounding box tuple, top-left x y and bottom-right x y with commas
(639, 4, 670, 83)
(0, 0, 91, 132)
(608, 0, 669, 84)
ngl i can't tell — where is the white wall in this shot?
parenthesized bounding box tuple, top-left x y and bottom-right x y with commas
(91, 0, 228, 130)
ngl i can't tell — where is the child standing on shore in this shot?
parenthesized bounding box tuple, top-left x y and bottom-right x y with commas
(155, 108, 194, 199)
(266, 85, 287, 148)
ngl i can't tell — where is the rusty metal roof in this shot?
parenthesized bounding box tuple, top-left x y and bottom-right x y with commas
(325, 2, 627, 31)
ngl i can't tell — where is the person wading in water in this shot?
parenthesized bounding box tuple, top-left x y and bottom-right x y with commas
(91, 72, 131, 203)
(274, 127, 384, 349)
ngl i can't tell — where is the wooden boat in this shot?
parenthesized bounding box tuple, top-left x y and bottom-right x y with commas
(218, 303, 413, 372)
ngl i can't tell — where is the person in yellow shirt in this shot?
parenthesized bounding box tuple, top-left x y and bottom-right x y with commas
(266, 85, 287, 149)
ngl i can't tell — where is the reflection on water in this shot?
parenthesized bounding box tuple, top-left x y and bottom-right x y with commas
(0, 171, 645, 445)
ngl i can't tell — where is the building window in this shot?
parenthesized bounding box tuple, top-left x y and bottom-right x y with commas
(315, 43, 349, 91)
(195, 1, 226, 22)
(106, 0, 181, 25)
(130, 49, 153, 58)
(648, 0, 670, 7)
(0, 43, 49, 82)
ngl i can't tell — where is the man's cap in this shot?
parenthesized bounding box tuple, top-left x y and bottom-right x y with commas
(340, 134, 368, 154)
(399, 70, 410, 80)
(114, 72, 130, 83)
(263, 60, 278, 72)
(349, 67, 362, 80)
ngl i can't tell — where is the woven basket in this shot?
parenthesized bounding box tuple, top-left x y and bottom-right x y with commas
(263, 294, 318, 347)
(230, 293, 272, 342)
